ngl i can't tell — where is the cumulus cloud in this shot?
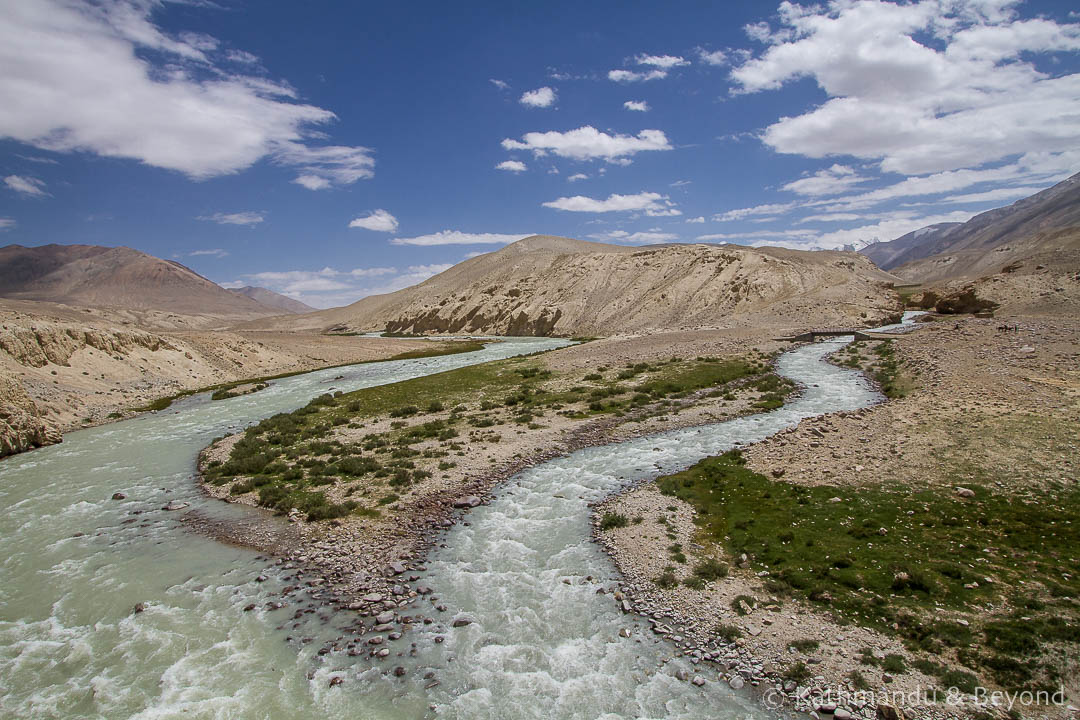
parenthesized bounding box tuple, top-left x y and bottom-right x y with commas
(496, 160, 527, 173)
(348, 209, 399, 232)
(608, 69, 667, 83)
(3, 175, 48, 197)
(502, 126, 671, 163)
(0, 1, 374, 188)
(567, 173, 588, 182)
(714, 201, 800, 222)
(636, 54, 689, 69)
(520, 86, 557, 108)
(390, 231, 532, 246)
(542, 191, 678, 215)
(730, 0, 1080, 175)
(588, 229, 680, 244)
(697, 48, 728, 66)
(197, 211, 264, 226)
(782, 164, 869, 196)
(686, 216, 705, 223)
(623, 100, 649, 112)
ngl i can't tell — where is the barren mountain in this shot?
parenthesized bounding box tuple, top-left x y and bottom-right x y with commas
(861, 171, 1080, 284)
(228, 286, 314, 314)
(860, 222, 963, 271)
(254, 235, 901, 336)
(0, 244, 281, 323)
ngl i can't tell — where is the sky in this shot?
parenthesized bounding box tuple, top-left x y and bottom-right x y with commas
(1, 0, 1078, 308)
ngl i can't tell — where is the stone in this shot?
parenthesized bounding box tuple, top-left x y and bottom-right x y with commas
(876, 703, 905, 720)
(388, 561, 406, 575)
(728, 676, 745, 690)
(955, 487, 975, 498)
(393, 666, 406, 677)
(111, 492, 126, 500)
(243, 603, 256, 612)
(375, 611, 395, 625)
(362, 594, 383, 603)
(328, 676, 343, 688)
(834, 709, 852, 719)
(132, 602, 146, 614)
(691, 676, 706, 686)
(162, 501, 189, 511)
(452, 496, 482, 509)
(451, 616, 475, 628)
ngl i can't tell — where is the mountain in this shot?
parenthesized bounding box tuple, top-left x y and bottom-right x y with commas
(859, 172, 1080, 283)
(860, 223, 963, 271)
(0, 244, 281, 321)
(249, 235, 900, 336)
(228, 286, 314, 314)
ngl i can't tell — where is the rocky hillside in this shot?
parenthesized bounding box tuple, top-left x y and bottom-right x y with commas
(0, 244, 281, 323)
(261, 235, 900, 336)
(0, 371, 61, 458)
(861, 172, 1080, 284)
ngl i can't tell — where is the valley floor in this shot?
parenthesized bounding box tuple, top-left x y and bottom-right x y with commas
(596, 314, 1080, 720)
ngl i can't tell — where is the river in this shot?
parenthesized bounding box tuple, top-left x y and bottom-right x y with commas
(0, 320, 918, 719)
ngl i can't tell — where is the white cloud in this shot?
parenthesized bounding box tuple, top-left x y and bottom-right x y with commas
(782, 164, 869, 196)
(0, 1, 373, 187)
(520, 86, 557, 108)
(730, 1, 1080, 175)
(542, 191, 677, 214)
(589, 230, 680, 244)
(697, 229, 818, 242)
(349, 267, 398, 277)
(697, 48, 728, 66)
(567, 173, 588, 182)
(496, 160, 527, 173)
(197, 211, 264, 226)
(3, 175, 48, 197)
(502, 125, 671, 163)
(228, 263, 453, 308)
(808, 210, 978, 250)
(348, 209, 399, 232)
(390, 231, 533, 246)
(608, 69, 667, 83)
(0, 218, 15, 231)
(490, 78, 509, 90)
(797, 212, 862, 224)
(938, 185, 1048, 204)
(292, 175, 331, 191)
(15, 154, 58, 164)
(636, 54, 689, 69)
(188, 248, 229, 258)
(225, 49, 260, 65)
(686, 216, 705, 223)
(623, 100, 650, 112)
(714, 201, 800, 222)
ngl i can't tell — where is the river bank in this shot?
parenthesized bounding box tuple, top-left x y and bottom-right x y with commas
(593, 314, 1080, 720)
(190, 330, 798, 650)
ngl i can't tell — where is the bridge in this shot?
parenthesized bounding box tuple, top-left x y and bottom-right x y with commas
(773, 328, 899, 342)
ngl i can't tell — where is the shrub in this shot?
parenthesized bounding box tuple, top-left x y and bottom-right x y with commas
(600, 512, 629, 530)
(939, 670, 979, 695)
(389, 405, 419, 418)
(655, 566, 678, 589)
(692, 557, 729, 582)
(715, 623, 743, 643)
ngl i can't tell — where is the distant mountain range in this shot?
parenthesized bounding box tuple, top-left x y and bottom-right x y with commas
(861, 171, 1080, 284)
(228, 286, 314, 314)
(0, 244, 308, 319)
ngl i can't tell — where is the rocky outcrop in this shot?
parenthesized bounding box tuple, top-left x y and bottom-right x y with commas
(0, 322, 174, 368)
(0, 372, 60, 458)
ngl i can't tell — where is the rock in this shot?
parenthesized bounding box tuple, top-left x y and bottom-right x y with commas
(955, 487, 975, 498)
(111, 492, 126, 500)
(388, 561, 406, 575)
(375, 611, 395, 625)
(692, 676, 706, 686)
(728, 676, 745, 690)
(162, 501, 189, 511)
(834, 710, 852, 719)
(675, 669, 689, 682)
(362, 594, 383, 603)
(132, 602, 147, 614)
(243, 603, 256, 612)
(393, 666, 406, 677)
(876, 703, 905, 720)
(451, 616, 475, 628)
(328, 676, 343, 687)
(452, 496, 482, 509)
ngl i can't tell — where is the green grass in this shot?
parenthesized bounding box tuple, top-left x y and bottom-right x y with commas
(833, 340, 914, 399)
(656, 449, 1080, 690)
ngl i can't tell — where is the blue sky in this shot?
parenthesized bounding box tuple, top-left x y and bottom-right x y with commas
(1, 0, 1078, 307)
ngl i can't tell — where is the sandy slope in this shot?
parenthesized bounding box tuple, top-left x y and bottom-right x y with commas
(243, 236, 902, 336)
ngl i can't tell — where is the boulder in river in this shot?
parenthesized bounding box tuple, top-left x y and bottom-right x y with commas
(451, 616, 475, 628)
(452, 496, 482, 508)
(162, 501, 189, 511)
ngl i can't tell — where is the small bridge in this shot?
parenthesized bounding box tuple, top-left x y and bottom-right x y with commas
(774, 328, 898, 342)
